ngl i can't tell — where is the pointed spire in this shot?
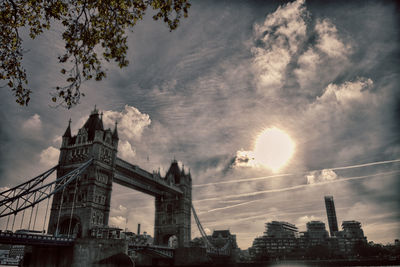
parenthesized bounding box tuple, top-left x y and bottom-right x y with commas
(181, 164, 185, 175)
(91, 104, 98, 115)
(63, 118, 72, 137)
(113, 121, 119, 139)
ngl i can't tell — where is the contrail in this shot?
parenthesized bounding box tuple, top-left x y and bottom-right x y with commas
(193, 170, 400, 204)
(193, 173, 292, 188)
(193, 158, 400, 188)
(330, 158, 400, 171)
(205, 199, 261, 213)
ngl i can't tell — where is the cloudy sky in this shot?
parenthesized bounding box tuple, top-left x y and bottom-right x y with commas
(1, 0, 399, 248)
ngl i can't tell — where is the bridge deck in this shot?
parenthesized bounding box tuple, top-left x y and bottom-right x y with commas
(128, 244, 174, 258)
(0, 232, 74, 246)
(114, 158, 183, 196)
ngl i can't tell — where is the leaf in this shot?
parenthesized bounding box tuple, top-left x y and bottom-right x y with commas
(2, 0, 191, 108)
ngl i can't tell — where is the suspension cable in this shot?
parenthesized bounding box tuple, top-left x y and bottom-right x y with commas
(191, 204, 215, 250)
(28, 191, 37, 230)
(32, 201, 39, 231)
(42, 184, 52, 233)
(5, 189, 17, 231)
(68, 176, 79, 237)
(5, 216, 10, 231)
(11, 213, 16, 232)
(11, 195, 19, 232)
(55, 185, 66, 236)
(32, 181, 43, 231)
(28, 206, 34, 230)
(19, 209, 25, 230)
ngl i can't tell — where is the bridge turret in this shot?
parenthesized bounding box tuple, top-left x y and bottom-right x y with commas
(48, 107, 119, 238)
(154, 160, 192, 248)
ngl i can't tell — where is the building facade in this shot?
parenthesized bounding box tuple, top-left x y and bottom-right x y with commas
(325, 196, 339, 237)
(250, 221, 299, 259)
(336, 220, 367, 255)
(304, 221, 329, 247)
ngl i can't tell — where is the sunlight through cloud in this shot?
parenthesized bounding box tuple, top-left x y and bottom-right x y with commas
(254, 128, 295, 172)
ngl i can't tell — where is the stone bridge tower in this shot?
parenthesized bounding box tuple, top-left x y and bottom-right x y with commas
(48, 107, 119, 237)
(154, 160, 192, 248)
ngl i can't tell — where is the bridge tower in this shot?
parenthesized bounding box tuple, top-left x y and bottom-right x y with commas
(154, 161, 192, 248)
(47, 107, 119, 238)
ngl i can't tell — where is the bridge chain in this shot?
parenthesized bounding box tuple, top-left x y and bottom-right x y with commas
(0, 159, 93, 219)
(191, 204, 232, 255)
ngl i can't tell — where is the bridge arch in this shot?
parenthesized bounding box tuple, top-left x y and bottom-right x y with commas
(165, 234, 178, 248)
(57, 216, 82, 238)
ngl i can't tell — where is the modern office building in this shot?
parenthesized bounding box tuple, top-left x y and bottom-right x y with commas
(305, 221, 329, 247)
(336, 220, 367, 255)
(264, 221, 298, 238)
(324, 196, 339, 237)
(249, 221, 299, 259)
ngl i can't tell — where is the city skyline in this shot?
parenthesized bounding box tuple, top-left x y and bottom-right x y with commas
(0, 0, 399, 248)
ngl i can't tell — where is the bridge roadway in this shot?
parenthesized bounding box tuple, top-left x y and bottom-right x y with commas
(128, 244, 174, 259)
(0, 231, 74, 246)
(0, 231, 174, 258)
(114, 158, 183, 197)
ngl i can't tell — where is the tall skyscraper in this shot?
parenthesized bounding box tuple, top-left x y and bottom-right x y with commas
(324, 196, 339, 237)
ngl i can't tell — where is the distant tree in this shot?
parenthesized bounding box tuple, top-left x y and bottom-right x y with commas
(305, 244, 330, 259)
(354, 241, 392, 259)
(1, 0, 190, 108)
(253, 249, 269, 262)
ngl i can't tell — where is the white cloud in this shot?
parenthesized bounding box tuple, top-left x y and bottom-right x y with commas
(294, 48, 320, 90)
(315, 18, 351, 58)
(22, 114, 42, 131)
(317, 78, 373, 105)
(306, 169, 338, 184)
(118, 140, 136, 161)
(111, 204, 128, 215)
(233, 150, 256, 167)
(109, 215, 126, 228)
(252, 0, 307, 90)
(296, 215, 321, 229)
(204, 227, 212, 235)
(292, 18, 352, 94)
(103, 105, 151, 141)
(52, 135, 62, 147)
(39, 146, 59, 167)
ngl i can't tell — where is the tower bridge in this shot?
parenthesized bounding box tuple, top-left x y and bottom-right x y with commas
(0, 107, 234, 266)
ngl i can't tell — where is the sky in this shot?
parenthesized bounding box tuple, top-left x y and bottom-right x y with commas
(0, 0, 399, 249)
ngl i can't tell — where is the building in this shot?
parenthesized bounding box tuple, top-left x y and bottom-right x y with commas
(341, 220, 365, 239)
(303, 221, 329, 247)
(325, 196, 339, 237)
(209, 230, 238, 249)
(250, 221, 299, 260)
(264, 221, 298, 238)
(336, 220, 367, 255)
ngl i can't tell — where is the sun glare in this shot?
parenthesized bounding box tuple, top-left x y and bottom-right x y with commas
(254, 128, 295, 172)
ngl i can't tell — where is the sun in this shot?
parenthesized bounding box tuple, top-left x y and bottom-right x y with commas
(253, 127, 295, 172)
